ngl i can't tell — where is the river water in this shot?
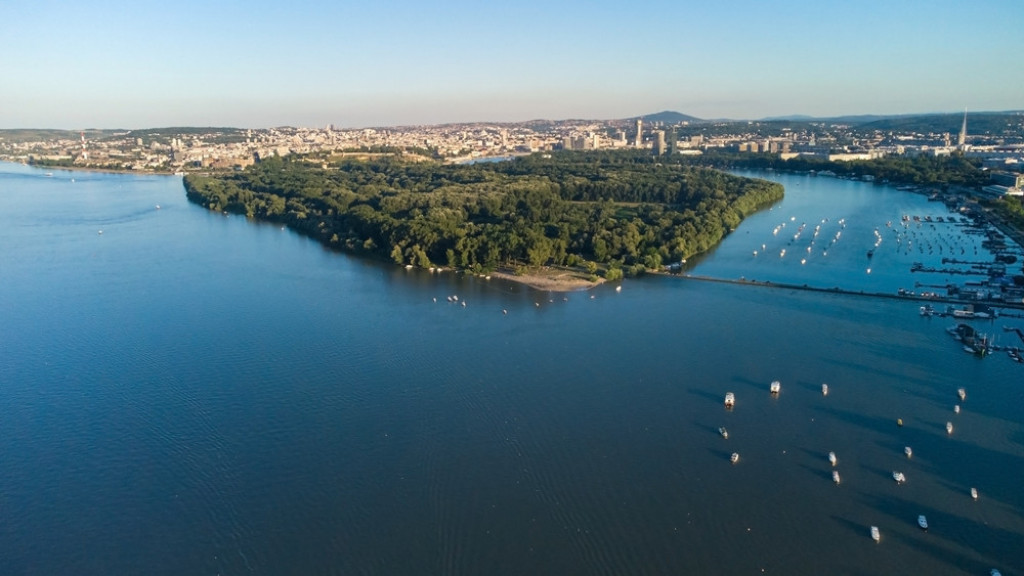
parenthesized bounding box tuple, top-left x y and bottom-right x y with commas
(0, 163, 1021, 575)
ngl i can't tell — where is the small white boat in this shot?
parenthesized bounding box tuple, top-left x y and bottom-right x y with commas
(832, 470, 841, 484)
(821, 383, 828, 396)
(918, 515, 928, 530)
(991, 570, 1002, 576)
(893, 471, 906, 484)
(971, 487, 978, 500)
(870, 525, 879, 542)
(958, 388, 966, 401)
(718, 427, 729, 439)
(946, 421, 954, 435)
(615, 285, 622, 293)
(954, 405, 960, 414)
(828, 452, 837, 466)
(904, 446, 912, 458)
(724, 392, 735, 408)
(730, 452, 739, 464)
(770, 380, 781, 394)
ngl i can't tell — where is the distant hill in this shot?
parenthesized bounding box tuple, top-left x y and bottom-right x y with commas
(631, 111, 703, 124)
(858, 112, 1024, 135)
(756, 111, 1024, 134)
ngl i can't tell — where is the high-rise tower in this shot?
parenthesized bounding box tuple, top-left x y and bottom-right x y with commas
(957, 108, 968, 149)
(635, 119, 643, 148)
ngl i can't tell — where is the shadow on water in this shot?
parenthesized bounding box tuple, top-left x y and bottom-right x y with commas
(856, 493, 1017, 572)
(730, 375, 769, 393)
(797, 462, 838, 483)
(814, 404, 905, 435)
(687, 387, 726, 407)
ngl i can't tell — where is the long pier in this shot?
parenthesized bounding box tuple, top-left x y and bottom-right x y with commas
(678, 273, 1024, 313)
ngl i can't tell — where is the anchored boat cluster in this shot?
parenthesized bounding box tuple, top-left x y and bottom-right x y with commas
(718, 380, 983, 548)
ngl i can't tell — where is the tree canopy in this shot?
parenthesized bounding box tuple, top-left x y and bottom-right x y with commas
(184, 150, 783, 275)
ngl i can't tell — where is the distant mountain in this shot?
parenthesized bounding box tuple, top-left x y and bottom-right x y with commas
(858, 112, 1024, 135)
(759, 113, 906, 123)
(630, 111, 703, 124)
(760, 114, 817, 122)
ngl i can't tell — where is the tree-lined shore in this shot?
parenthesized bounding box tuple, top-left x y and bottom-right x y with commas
(183, 150, 783, 284)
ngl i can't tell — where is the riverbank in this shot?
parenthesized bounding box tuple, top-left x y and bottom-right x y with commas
(489, 267, 604, 292)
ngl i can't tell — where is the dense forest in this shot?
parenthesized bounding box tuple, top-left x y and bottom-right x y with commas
(183, 151, 783, 277)
(690, 150, 989, 188)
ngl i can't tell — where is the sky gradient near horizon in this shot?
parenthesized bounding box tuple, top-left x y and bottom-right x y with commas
(2, 0, 1022, 129)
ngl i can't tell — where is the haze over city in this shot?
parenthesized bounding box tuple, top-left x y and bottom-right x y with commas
(2, 0, 1023, 129)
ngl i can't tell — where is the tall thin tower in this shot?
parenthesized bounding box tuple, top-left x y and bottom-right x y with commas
(635, 118, 643, 148)
(957, 108, 967, 149)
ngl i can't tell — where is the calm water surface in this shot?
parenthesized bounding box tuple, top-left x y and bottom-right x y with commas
(1, 163, 1021, 575)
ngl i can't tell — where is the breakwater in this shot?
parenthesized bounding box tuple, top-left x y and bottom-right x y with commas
(678, 273, 1024, 313)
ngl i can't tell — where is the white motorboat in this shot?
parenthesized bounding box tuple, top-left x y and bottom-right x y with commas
(832, 470, 841, 484)
(870, 525, 879, 542)
(954, 405, 960, 414)
(971, 487, 978, 500)
(718, 427, 729, 439)
(821, 383, 828, 396)
(828, 451, 837, 467)
(893, 471, 906, 484)
(770, 380, 781, 394)
(958, 387, 966, 401)
(947, 421, 954, 435)
(904, 446, 913, 458)
(918, 515, 928, 530)
(724, 392, 735, 408)
(730, 452, 739, 464)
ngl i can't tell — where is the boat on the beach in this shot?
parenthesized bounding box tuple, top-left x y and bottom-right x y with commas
(918, 515, 928, 530)
(724, 392, 735, 408)
(870, 525, 879, 542)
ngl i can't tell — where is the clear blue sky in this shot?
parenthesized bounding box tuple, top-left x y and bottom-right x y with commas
(2, 0, 1021, 129)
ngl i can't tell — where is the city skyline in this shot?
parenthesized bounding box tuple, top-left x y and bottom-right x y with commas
(2, 0, 1023, 130)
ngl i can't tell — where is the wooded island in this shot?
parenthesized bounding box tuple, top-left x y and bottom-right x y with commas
(183, 150, 783, 286)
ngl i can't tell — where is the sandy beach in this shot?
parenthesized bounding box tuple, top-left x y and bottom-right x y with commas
(489, 267, 604, 292)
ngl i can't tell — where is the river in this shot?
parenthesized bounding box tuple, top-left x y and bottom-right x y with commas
(0, 162, 1021, 575)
